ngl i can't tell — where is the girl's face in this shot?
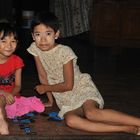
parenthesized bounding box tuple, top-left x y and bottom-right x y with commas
(0, 32, 17, 58)
(32, 24, 59, 51)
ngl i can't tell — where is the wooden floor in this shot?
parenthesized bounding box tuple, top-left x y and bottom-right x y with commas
(3, 31, 140, 139)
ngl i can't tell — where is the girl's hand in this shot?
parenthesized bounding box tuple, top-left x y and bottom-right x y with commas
(44, 101, 53, 107)
(4, 92, 15, 105)
(35, 84, 47, 94)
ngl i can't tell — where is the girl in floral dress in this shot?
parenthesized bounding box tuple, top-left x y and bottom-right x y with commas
(27, 12, 140, 135)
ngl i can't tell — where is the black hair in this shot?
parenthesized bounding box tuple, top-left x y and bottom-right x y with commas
(31, 12, 59, 33)
(0, 22, 18, 40)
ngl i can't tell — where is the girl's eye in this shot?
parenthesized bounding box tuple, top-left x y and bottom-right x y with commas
(34, 33, 40, 37)
(11, 40, 17, 43)
(1, 40, 6, 43)
(12, 39, 16, 42)
(46, 32, 51, 35)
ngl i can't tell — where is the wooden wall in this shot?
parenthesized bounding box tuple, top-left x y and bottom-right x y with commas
(90, 0, 140, 49)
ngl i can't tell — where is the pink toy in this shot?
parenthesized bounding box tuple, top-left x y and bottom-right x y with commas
(5, 96, 45, 119)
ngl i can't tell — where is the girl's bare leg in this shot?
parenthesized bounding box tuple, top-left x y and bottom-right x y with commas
(0, 96, 9, 135)
(44, 92, 53, 107)
(83, 100, 140, 127)
(64, 107, 138, 134)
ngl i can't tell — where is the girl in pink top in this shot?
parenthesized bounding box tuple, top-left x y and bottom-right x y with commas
(0, 22, 44, 135)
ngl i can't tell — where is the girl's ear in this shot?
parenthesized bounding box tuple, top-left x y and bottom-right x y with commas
(55, 30, 60, 39)
(31, 33, 35, 40)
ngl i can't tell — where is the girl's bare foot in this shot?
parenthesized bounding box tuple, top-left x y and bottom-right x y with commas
(125, 126, 138, 135)
(0, 118, 9, 135)
(0, 108, 9, 135)
(136, 127, 140, 135)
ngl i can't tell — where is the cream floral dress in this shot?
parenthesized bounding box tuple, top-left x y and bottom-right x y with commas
(27, 42, 104, 118)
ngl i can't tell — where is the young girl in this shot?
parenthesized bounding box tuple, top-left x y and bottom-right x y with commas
(0, 22, 44, 135)
(27, 12, 140, 135)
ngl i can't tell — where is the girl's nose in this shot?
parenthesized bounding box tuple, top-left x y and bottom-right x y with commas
(41, 36, 47, 42)
(6, 42, 13, 48)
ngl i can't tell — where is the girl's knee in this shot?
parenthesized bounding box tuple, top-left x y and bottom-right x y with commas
(85, 108, 103, 121)
(64, 114, 77, 128)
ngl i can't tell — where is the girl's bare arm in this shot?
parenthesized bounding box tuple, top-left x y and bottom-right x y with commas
(11, 68, 22, 96)
(35, 59, 74, 94)
(34, 56, 53, 104)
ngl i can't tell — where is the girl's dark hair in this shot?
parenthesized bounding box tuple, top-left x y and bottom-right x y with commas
(0, 22, 18, 40)
(31, 12, 59, 33)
